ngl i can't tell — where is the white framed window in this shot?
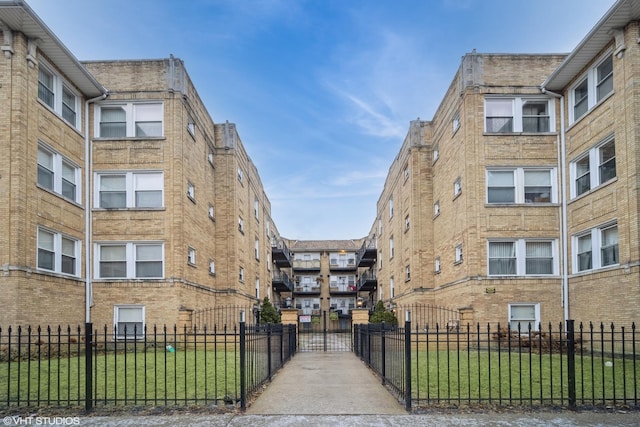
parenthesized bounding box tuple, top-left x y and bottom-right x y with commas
(187, 181, 195, 201)
(455, 244, 463, 263)
(434, 201, 440, 217)
(433, 144, 439, 162)
(405, 265, 411, 281)
(509, 303, 540, 331)
(452, 111, 460, 133)
(96, 172, 163, 208)
(114, 305, 145, 339)
(389, 197, 394, 219)
(378, 251, 382, 270)
(96, 102, 163, 138)
(208, 151, 215, 166)
(488, 239, 557, 276)
(570, 52, 613, 123)
(238, 217, 244, 233)
(237, 168, 244, 183)
(454, 178, 462, 197)
(403, 164, 409, 181)
(187, 115, 195, 137)
(37, 144, 81, 203)
(486, 168, 556, 204)
(208, 204, 215, 220)
(38, 62, 80, 129)
(389, 236, 394, 259)
(378, 219, 382, 236)
(570, 137, 616, 198)
(255, 238, 260, 260)
(485, 97, 553, 133)
(405, 215, 410, 232)
(254, 197, 260, 220)
(188, 247, 196, 265)
(390, 277, 395, 298)
(239, 267, 245, 282)
(209, 259, 216, 275)
(573, 222, 618, 273)
(96, 242, 164, 279)
(37, 228, 79, 276)
(435, 257, 441, 273)
(255, 278, 260, 299)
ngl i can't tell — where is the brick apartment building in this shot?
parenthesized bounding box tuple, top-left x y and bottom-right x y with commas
(0, 0, 638, 331)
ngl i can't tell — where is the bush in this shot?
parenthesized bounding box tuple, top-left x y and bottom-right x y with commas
(260, 297, 281, 324)
(369, 300, 398, 326)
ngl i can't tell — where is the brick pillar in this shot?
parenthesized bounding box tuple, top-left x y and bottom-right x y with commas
(351, 308, 370, 326)
(458, 306, 474, 330)
(178, 307, 194, 333)
(280, 308, 299, 334)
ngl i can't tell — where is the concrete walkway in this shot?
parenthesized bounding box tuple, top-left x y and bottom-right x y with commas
(246, 352, 406, 415)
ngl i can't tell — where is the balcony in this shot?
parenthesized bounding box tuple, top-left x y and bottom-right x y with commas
(356, 239, 376, 267)
(271, 238, 292, 268)
(292, 259, 321, 271)
(329, 281, 357, 295)
(293, 284, 321, 295)
(271, 271, 294, 293)
(330, 304, 355, 316)
(357, 269, 377, 292)
(329, 258, 357, 271)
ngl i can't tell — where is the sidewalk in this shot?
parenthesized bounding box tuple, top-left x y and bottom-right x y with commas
(246, 352, 406, 415)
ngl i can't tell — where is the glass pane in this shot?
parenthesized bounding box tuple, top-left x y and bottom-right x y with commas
(602, 245, 619, 266)
(38, 166, 54, 190)
(61, 254, 75, 275)
(100, 107, 126, 137)
(488, 188, 514, 203)
(577, 235, 591, 252)
(101, 175, 125, 191)
(486, 117, 513, 133)
(511, 305, 535, 319)
(100, 261, 126, 278)
(61, 237, 75, 256)
(136, 261, 163, 277)
(526, 258, 552, 274)
(62, 179, 76, 200)
(101, 107, 126, 121)
(136, 245, 161, 261)
(38, 68, 54, 108)
(118, 307, 142, 322)
(38, 249, 54, 270)
(486, 99, 513, 116)
(578, 252, 592, 271)
(489, 259, 516, 274)
(574, 79, 588, 119)
(37, 149, 53, 169)
(134, 173, 161, 190)
(117, 322, 143, 337)
(38, 230, 54, 250)
(602, 226, 618, 246)
(522, 117, 549, 132)
(524, 171, 550, 186)
(597, 55, 613, 101)
(488, 171, 514, 186)
(135, 122, 162, 137)
(100, 192, 126, 208)
(100, 245, 125, 261)
(133, 103, 162, 121)
(135, 191, 162, 207)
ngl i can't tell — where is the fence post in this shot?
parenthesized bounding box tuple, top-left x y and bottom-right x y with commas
(323, 310, 327, 352)
(267, 323, 273, 381)
(84, 322, 93, 413)
(381, 321, 386, 385)
(239, 311, 246, 410)
(405, 311, 412, 411)
(566, 319, 576, 409)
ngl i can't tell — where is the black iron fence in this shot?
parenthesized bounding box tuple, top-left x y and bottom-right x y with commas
(0, 321, 296, 411)
(355, 319, 640, 410)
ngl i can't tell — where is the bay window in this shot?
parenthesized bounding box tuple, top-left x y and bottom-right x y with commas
(570, 137, 616, 198)
(37, 228, 79, 276)
(570, 52, 613, 122)
(37, 144, 81, 203)
(574, 223, 618, 272)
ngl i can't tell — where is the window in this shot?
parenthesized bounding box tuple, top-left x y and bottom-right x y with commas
(255, 278, 260, 299)
(433, 144, 439, 162)
(208, 151, 214, 166)
(96, 102, 163, 138)
(237, 168, 244, 183)
(114, 305, 145, 339)
(570, 53, 613, 122)
(454, 178, 462, 197)
(405, 215, 410, 231)
(389, 237, 394, 259)
(37, 228, 79, 276)
(37, 144, 81, 202)
(434, 201, 440, 217)
(453, 111, 460, 133)
(390, 277, 395, 298)
(378, 219, 382, 236)
(187, 181, 195, 201)
(255, 238, 260, 260)
(487, 168, 555, 204)
(97, 242, 163, 279)
(455, 245, 463, 263)
(405, 265, 411, 281)
(485, 97, 552, 133)
(509, 303, 539, 331)
(208, 204, 215, 220)
(38, 63, 80, 128)
(254, 197, 260, 220)
(96, 172, 163, 208)
(488, 240, 556, 276)
(188, 247, 196, 265)
(238, 217, 244, 233)
(187, 116, 195, 137)
(435, 257, 441, 273)
(239, 267, 245, 282)
(570, 137, 616, 198)
(574, 223, 618, 272)
(209, 259, 216, 275)
(389, 197, 394, 218)
(403, 164, 409, 181)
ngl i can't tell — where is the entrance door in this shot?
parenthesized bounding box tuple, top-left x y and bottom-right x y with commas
(298, 310, 352, 351)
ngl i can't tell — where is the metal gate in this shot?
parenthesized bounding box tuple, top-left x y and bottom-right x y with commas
(298, 310, 352, 351)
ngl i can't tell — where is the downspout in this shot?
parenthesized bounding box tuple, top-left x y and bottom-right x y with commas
(541, 86, 568, 324)
(85, 92, 108, 323)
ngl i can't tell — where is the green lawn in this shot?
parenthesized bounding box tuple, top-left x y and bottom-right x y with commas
(411, 349, 639, 405)
(0, 348, 239, 406)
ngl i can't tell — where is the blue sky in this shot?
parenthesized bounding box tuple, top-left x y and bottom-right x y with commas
(27, 0, 616, 240)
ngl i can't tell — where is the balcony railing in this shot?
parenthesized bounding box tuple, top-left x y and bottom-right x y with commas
(272, 271, 294, 292)
(292, 259, 321, 270)
(356, 239, 377, 267)
(271, 238, 292, 267)
(293, 284, 321, 294)
(329, 282, 357, 293)
(357, 269, 377, 292)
